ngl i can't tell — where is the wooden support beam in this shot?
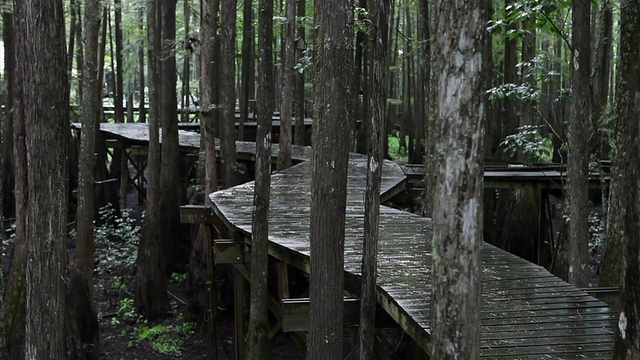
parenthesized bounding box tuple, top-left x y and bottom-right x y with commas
(180, 205, 221, 225)
(281, 298, 395, 332)
(214, 240, 250, 264)
(204, 224, 218, 360)
(233, 231, 246, 360)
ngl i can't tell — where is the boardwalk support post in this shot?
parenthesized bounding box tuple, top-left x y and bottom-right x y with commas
(180, 205, 219, 360)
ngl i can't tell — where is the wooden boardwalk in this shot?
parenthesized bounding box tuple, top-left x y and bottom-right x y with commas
(211, 156, 616, 358)
(84, 123, 616, 358)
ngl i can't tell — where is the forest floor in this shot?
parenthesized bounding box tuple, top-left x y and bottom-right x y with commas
(92, 189, 308, 359)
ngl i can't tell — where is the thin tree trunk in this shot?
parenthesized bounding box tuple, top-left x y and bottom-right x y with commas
(220, 0, 239, 188)
(503, 0, 518, 142)
(76, 3, 84, 109)
(431, 0, 484, 357)
(358, 0, 389, 358)
(612, 0, 640, 356)
(159, 0, 184, 266)
(239, 0, 253, 141)
(201, 0, 219, 197)
(181, 0, 191, 123)
(419, 0, 434, 218)
(71, 0, 102, 356)
(246, 0, 274, 353)
(293, 0, 305, 146)
(600, 0, 638, 289)
(138, 4, 146, 123)
(115, 0, 124, 123)
(14, 0, 70, 356)
(308, 0, 353, 358)
(2, 7, 14, 219)
(567, 0, 591, 288)
(277, 0, 294, 170)
(135, 0, 169, 320)
(353, 0, 366, 153)
(68, 0, 77, 80)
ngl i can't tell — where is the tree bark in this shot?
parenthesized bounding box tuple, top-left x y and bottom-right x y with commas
(293, 0, 306, 146)
(419, 0, 434, 218)
(4, 6, 27, 354)
(135, 0, 169, 320)
(114, 0, 124, 124)
(220, 0, 239, 188)
(14, 0, 70, 356)
(601, 0, 639, 290)
(567, 0, 591, 288)
(277, 0, 294, 171)
(181, 0, 191, 124)
(308, 0, 353, 358)
(200, 0, 219, 198)
(138, 4, 146, 123)
(159, 0, 184, 266)
(2, 7, 14, 219)
(431, 0, 484, 358)
(502, 0, 518, 142)
(239, 0, 254, 141)
(612, 1, 640, 356)
(246, 0, 274, 355)
(70, 0, 102, 356)
(358, 0, 389, 358)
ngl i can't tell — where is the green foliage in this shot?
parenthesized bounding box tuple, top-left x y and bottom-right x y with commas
(500, 125, 553, 165)
(170, 272, 188, 283)
(388, 135, 409, 163)
(93, 204, 141, 276)
(132, 322, 196, 356)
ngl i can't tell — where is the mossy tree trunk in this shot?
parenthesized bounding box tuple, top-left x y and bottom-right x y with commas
(431, 0, 485, 357)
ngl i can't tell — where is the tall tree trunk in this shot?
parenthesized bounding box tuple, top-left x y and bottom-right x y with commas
(14, 0, 70, 356)
(502, 0, 518, 142)
(138, 4, 147, 123)
(201, 0, 219, 197)
(431, 0, 484, 358)
(419, 0, 434, 219)
(308, 0, 353, 358)
(520, 18, 536, 127)
(68, 0, 77, 82)
(239, 0, 254, 141)
(277, 0, 294, 170)
(612, 0, 640, 357)
(159, 0, 184, 266)
(591, 1, 612, 136)
(76, 3, 84, 108)
(353, 0, 366, 154)
(114, 0, 124, 124)
(2, 7, 14, 219)
(2, 6, 25, 358)
(70, 0, 102, 356)
(181, 0, 191, 123)
(293, 0, 306, 146)
(358, 0, 389, 358)
(567, 0, 591, 288)
(600, 0, 638, 289)
(220, 0, 237, 166)
(135, 0, 169, 320)
(246, 0, 274, 356)
(220, 0, 239, 188)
